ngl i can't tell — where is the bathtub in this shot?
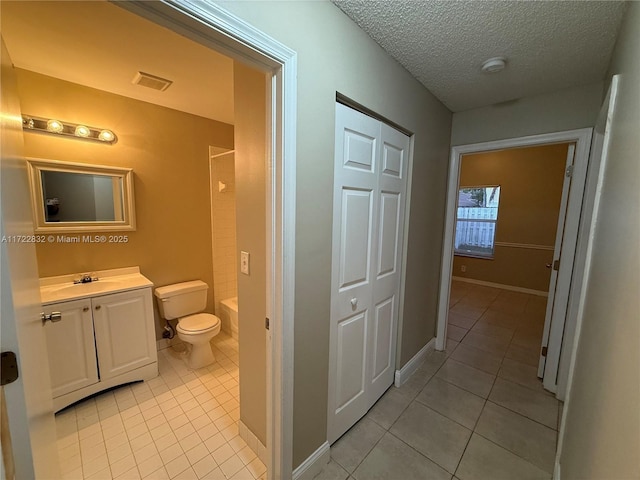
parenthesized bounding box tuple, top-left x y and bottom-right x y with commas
(220, 297, 238, 339)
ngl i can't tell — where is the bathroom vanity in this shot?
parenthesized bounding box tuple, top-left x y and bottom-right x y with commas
(40, 267, 158, 412)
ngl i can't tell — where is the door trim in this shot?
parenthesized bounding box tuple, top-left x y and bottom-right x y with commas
(436, 128, 593, 394)
(117, 2, 297, 478)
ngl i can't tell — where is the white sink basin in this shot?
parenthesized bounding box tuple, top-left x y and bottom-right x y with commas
(40, 267, 153, 304)
(50, 281, 121, 297)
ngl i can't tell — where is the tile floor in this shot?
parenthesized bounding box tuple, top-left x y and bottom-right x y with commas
(316, 281, 561, 480)
(55, 333, 266, 480)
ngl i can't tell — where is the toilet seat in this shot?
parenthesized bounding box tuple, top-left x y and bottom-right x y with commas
(177, 313, 220, 334)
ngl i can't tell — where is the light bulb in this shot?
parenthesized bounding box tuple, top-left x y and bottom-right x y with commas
(75, 125, 91, 137)
(46, 119, 64, 133)
(98, 129, 115, 142)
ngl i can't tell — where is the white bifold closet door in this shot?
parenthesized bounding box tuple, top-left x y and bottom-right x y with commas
(327, 103, 410, 444)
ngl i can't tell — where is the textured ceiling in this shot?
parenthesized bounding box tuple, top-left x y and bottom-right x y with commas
(333, 0, 627, 112)
(1, 1, 234, 124)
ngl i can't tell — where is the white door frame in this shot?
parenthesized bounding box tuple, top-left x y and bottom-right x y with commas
(118, 2, 297, 478)
(436, 128, 592, 396)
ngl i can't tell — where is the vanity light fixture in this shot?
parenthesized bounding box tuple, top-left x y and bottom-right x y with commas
(22, 115, 118, 145)
(46, 119, 64, 133)
(98, 129, 115, 142)
(74, 125, 91, 138)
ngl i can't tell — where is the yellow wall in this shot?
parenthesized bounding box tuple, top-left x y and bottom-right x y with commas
(453, 143, 568, 292)
(17, 70, 234, 337)
(233, 63, 267, 445)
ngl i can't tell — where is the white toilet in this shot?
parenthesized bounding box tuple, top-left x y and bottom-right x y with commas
(154, 280, 221, 369)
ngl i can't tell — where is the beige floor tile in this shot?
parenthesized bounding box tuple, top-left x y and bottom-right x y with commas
(457, 295, 493, 308)
(353, 433, 450, 480)
(447, 312, 478, 330)
(365, 388, 412, 430)
(456, 434, 550, 480)
(462, 331, 510, 356)
(450, 303, 487, 321)
(475, 402, 557, 473)
(478, 309, 522, 329)
(450, 344, 502, 375)
(498, 358, 546, 393)
(444, 340, 459, 357)
(505, 343, 540, 367)
(511, 328, 542, 349)
(469, 322, 515, 341)
(391, 403, 471, 473)
(313, 459, 350, 480)
(435, 359, 495, 398)
(331, 417, 385, 473)
(447, 325, 469, 342)
(489, 378, 558, 429)
(416, 377, 485, 429)
(524, 296, 548, 317)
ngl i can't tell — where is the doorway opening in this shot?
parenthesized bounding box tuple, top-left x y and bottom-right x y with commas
(0, 1, 296, 479)
(437, 128, 593, 400)
(446, 142, 572, 385)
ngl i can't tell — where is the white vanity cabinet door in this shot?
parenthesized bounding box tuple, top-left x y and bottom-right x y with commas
(92, 288, 157, 380)
(43, 299, 99, 397)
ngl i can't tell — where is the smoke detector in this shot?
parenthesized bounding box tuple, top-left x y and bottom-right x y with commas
(132, 71, 173, 91)
(481, 57, 507, 74)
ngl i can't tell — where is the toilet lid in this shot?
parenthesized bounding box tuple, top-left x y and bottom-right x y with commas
(178, 313, 220, 333)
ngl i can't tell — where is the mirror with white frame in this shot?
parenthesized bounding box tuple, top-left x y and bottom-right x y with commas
(26, 158, 136, 233)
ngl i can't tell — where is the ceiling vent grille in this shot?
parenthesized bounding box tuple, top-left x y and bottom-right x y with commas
(132, 71, 173, 91)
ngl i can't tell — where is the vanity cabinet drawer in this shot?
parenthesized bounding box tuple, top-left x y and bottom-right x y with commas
(43, 299, 99, 398)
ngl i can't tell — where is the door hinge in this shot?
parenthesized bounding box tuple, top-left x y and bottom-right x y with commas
(541, 346, 548, 357)
(1, 352, 19, 386)
(265, 317, 270, 330)
(566, 165, 574, 178)
(553, 259, 560, 271)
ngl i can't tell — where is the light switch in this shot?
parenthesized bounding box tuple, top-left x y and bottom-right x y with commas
(240, 251, 250, 275)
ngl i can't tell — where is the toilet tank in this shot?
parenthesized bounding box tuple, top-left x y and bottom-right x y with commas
(154, 280, 208, 319)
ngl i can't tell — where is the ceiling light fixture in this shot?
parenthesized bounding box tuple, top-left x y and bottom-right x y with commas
(481, 57, 507, 74)
(22, 115, 117, 144)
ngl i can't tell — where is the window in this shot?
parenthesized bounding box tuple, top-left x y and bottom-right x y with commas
(455, 186, 501, 258)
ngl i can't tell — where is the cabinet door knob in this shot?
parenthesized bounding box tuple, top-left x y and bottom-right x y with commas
(95, 305, 101, 310)
(350, 298, 358, 309)
(41, 312, 62, 323)
(83, 306, 89, 312)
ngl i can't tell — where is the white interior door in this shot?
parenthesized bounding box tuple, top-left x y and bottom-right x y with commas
(539, 136, 593, 395)
(538, 144, 575, 378)
(0, 37, 59, 479)
(328, 104, 409, 444)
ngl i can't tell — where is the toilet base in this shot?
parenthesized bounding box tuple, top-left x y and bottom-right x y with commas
(183, 342, 215, 370)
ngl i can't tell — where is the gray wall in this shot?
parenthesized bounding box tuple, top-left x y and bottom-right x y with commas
(451, 82, 603, 146)
(217, 1, 452, 468)
(559, 3, 640, 478)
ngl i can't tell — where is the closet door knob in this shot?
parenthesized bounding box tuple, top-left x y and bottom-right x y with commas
(350, 298, 358, 309)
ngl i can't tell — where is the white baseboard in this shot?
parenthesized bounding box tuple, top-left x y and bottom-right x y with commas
(451, 276, 548, 297)
(238, 420, 267, 464)
(394, 338, 436, 387)
(292, 441, 330, 480)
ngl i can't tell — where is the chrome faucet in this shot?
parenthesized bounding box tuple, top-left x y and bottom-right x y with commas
(74, 273, 99, 284)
